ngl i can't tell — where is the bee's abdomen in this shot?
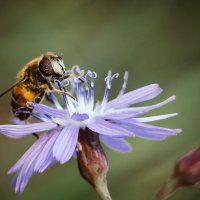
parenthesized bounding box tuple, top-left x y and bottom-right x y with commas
(11, 97, 31, 120)
(11, 85, 44, 120)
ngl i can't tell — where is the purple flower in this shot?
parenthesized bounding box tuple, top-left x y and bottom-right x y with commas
(0, 68, 181, 193)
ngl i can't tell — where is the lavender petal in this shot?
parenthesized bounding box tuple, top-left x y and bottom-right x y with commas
(0, 122, 57, 138)
(34, 130, 60, 173)
(8, 133, 55, 193)
(135, 113, 178, 122)
(53, 126, 79, 164)
(100, 135, 132, 153)
(8, 134, 51, 174)
(116, 120, 181, 140)
(131, 96, 176, 117)
(104, 111, 140, 120)
(87, 117, 133, 137)
(106, 84, 162, 109)
(105, 96, 176, 119)
(11, 166, 34, 193)
(27, 102, 68, 119)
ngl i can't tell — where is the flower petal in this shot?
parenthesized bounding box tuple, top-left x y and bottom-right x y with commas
(135, 113, 178, 122)
(8, 133, 55, 193)
(53, 126, 79, 164)
(8, 134, 49, 174)
(87, 117, 133, 137)
(34, 130, 60, 173)
(0, 122, 57, 138)
(131, 96, 176, 117)
(11, 166, 34, 193)
(103, 110, 138, 120)
(104, 96, 176, 119)
(116, 119, 181, 140)
(106, 84, 162, 109)
(27, 102, 68, 119)
(100, 135, 132, 153)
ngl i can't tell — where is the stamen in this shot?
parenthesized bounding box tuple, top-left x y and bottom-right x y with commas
(61, 79, 70, 87)
(91, 71, 97, 79)
(88, 71, 97, 109)
(117, 71, 128, 97)
(54, 80, 69, 107)
(78, 69, 85, 77)
(71, 65, 85, 77)
(102, 71, 119, 105)
(71, 65, 80, 73)
(112, 73, 119, 79)
(104, 70, 112, 86)
(55, 79, 77, 115)
(84, 71, 91, 100)
(75, 79, 84, 98)
(74, 79, 86, 113)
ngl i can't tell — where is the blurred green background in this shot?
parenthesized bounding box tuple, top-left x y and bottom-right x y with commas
(0, 0, 200, 199)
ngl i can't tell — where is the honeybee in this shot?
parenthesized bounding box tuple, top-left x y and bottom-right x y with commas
(0, 52, 72, 137)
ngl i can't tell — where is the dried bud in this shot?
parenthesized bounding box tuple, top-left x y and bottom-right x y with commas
(173, 146, 200, 187)
(156, 146, 200, 200)
(76, 128, 111, 200)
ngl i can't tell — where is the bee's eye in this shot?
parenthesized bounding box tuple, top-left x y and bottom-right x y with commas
(39, 57, 54, 77)
(51, 57, 57, 61)
(51, 56, 62, 62)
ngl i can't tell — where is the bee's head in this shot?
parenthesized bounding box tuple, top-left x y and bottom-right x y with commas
(39, 52, 66, 80)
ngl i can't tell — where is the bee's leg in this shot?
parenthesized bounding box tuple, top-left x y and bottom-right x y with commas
(15, 107, 40, 140)
(48, 81, 75, 100)
(32, 132, 39, 139)
(63, 73, 85, 83)
(45, 92, 54, 104)
(53, 88, 75, 100)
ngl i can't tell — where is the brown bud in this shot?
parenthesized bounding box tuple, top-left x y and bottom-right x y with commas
(173, 146, 200, 187)
(155, 146, 200, 200)
(76, 128, 111, 200)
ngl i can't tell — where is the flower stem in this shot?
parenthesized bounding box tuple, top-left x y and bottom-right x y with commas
(95, 176, 112, 200)
(155, 179, 178, 200)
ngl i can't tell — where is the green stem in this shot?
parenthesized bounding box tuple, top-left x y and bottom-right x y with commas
(155, 179, 178, 200)
(95, 176, 112, 200)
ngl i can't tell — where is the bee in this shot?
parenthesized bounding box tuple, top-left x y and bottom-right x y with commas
(0, 52, 72, 137)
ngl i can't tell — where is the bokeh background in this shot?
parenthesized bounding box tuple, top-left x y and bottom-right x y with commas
(0, 0, 200, 199)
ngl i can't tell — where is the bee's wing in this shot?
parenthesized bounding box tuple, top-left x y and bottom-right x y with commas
(0, 79, 25, 98)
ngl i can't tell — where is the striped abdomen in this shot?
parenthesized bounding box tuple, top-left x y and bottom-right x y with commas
(11, 84, 45, 120)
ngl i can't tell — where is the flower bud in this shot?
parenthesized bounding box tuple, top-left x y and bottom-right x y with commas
(76, 128, 111, 200)
(173, 146, 200, 187)
(155, 146, 200, 200)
